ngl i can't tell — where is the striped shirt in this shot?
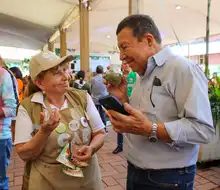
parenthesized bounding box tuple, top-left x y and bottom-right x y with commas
(0, 67, 17, 139)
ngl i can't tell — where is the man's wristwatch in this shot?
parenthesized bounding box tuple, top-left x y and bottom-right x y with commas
(149, 123, 158, 142)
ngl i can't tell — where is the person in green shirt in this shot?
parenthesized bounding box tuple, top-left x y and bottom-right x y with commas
(127, 71, 137, 97)
(112, 64, 137, 154)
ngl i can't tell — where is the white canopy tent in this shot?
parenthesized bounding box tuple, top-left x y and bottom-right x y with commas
(0, 0, 79, 50)
(0, 0, 220, 55)
(54, 0, 220, 54)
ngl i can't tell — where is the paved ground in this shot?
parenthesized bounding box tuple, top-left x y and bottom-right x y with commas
(7, 128, 220, 190)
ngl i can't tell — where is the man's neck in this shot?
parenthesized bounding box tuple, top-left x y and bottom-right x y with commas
(139, 45, 163, 76)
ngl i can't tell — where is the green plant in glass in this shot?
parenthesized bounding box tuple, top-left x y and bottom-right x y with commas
(103, 65, 123, 86)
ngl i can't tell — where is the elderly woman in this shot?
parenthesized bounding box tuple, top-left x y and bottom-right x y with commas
(14, 51, 105, 190)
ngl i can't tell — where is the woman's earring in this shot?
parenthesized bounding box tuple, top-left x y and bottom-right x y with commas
(42, 90, 46, 94)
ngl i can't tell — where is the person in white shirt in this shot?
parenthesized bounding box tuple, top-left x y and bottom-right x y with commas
(14, 51, 105, 190)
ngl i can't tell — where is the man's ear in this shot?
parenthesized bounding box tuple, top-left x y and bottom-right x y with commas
(142, 33, 154, 47)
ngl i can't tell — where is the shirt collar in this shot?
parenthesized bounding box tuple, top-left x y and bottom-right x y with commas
(142, 47, 173, 78)
(97, 74, 102, 77)
(31, 91, 44, 105)
(151, 46, 173, 67)
(31, 91, 67, 110)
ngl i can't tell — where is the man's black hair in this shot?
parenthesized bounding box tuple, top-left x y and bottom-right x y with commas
(116, 14, 162, 44)
(96, 65, 104, 74)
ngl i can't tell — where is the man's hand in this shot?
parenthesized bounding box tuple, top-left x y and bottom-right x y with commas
(104, 75, 129, 104)
(108, 103, 152, 135)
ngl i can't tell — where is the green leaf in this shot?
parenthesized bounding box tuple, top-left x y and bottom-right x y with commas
(216, 76, 220, 84)
(215, 88, 220, 97)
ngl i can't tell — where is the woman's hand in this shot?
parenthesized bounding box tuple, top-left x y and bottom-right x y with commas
(72, 145, 93, 161)
(39, 110, 60, 135)
(16, 110, 61, 161)
(72, 129, 105, 162)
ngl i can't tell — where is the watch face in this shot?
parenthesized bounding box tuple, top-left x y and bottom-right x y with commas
(149, 136, 157, 143)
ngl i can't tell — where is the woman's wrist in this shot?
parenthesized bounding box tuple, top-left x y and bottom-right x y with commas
(91, 146, 95, 155)
(38, 127, 52, 137)
(89, 130, 105, 155)
(89, 144, 97, 155)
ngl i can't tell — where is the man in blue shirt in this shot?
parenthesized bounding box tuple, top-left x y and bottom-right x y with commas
(91, 65, 109, 133)
(106, 14, 215, 190)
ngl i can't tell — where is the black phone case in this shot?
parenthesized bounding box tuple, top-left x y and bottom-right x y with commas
(98, 95, 129, 115)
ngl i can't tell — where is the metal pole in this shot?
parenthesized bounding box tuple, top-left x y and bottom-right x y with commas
(204, 0, 211, 77)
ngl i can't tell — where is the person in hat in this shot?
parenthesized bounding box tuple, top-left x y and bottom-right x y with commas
(14, 51, 105, 190)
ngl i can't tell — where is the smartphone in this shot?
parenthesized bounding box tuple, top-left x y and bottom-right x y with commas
(98, 95, 129, 115)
